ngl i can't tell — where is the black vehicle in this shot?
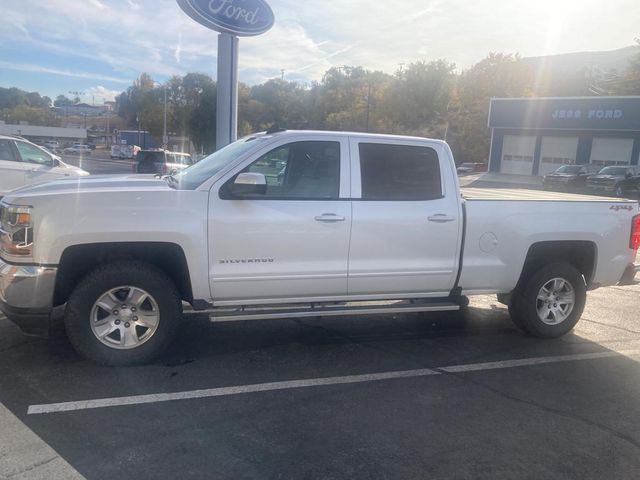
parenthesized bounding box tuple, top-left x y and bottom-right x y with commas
(542, 164, 600, 192)
(586, 165, 639, 195)
(615, 173, 640, 198)
(134, 149, 193, 175)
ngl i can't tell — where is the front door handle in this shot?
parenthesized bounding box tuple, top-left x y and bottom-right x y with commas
(314, 213, 346, 223)
(428, 214, 455, 223)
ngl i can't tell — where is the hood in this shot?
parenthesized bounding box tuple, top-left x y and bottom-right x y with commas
(546, 173, 576, 178)
(57, 160, 90, 176)
(590, 174, 621, 180)
(4, 175, 171, 200)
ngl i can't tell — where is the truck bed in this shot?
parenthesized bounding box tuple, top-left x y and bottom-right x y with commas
(461, 187, 635, 203)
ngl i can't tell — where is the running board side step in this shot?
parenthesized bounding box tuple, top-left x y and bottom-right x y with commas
(205, 301, 460, 323)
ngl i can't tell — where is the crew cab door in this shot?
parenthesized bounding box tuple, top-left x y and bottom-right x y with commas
(347, 138, 462, 297)
(208, 136, 351, 302)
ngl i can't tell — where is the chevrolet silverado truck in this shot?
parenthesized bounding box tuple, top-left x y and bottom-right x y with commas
(1, 130, 639, 365)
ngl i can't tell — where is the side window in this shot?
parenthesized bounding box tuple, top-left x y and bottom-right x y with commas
(359, 143, 441, 200)
(235, 141, 340, 199)
(0, 140, 17, 162)
(15, 141, 52, 165)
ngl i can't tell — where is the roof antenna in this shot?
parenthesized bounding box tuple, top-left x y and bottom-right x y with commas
(266, 124, 286, 134)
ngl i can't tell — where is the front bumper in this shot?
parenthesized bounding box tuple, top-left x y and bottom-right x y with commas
(0, 259, 57, 337)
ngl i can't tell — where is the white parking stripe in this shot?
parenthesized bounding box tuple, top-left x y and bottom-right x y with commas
(27, 349, 640, 415)
(439, 351, 640, 373)
(27, 368, 440, 415)
(0, 403, 85, 479)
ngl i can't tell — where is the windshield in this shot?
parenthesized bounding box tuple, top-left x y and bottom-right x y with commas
(598, 166, 629, 176)
(554, 165, 582, 174)
(172, 136, 262, 189)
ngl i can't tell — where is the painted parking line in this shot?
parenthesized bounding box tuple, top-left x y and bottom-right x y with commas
(28, 349, 640, 415)
(0, 403, 85, 479)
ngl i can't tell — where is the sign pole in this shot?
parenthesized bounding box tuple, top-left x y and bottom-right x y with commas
(216, 33, 239, 150)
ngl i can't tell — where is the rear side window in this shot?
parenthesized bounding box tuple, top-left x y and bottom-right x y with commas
(137, 151, 165, 163)
(359, 143, 441, 200)
(0, 140, 17, 161)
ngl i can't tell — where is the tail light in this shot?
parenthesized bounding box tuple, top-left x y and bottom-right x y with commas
(631, 215, 640, 251)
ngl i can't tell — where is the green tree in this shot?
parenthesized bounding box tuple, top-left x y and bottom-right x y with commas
(447, 53, 534, 163)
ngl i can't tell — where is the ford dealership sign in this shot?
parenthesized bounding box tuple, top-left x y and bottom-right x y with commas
(176, 0, 275, 36)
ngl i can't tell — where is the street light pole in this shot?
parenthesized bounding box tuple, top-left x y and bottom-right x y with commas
(163, 85, 168, 148)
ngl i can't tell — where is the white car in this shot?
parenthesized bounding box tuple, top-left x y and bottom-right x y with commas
(0, 130, 638, 365)
(44, 140, 60, 151)
(0, 135, 89, 197)
(63, 144, 92, 155)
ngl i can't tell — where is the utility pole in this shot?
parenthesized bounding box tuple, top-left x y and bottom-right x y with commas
(162, 84, 168, 148)
(365, 82, 372, 132)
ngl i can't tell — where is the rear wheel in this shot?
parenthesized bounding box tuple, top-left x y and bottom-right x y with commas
(64, 261, 182, 366)
(509, 263, 586, 338)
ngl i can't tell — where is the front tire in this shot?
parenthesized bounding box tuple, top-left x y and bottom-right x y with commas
(64, 261, 182, 366)
(509, 263, 586, 338)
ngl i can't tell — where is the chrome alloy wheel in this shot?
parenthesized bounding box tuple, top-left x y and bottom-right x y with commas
(90, 286, 160, 349)
(536, 278, 575, 325)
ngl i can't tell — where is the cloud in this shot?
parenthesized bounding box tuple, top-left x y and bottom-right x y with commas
(87, 0, 106, 10)
(0, 0, 637, 92)
(84, 85, 122, 103)
(175, 32, 183, 64)
(0, 61, 131, 84)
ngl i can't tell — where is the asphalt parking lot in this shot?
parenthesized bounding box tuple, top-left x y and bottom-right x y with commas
(62, 152, 135, 175)
(1, 281, 639, 480)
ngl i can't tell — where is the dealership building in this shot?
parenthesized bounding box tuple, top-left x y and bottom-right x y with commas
(488, 96, 640, 176)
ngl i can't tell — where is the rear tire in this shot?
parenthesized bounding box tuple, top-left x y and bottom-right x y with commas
(509, 262, 586, 338)
(64, 261, 182, 366)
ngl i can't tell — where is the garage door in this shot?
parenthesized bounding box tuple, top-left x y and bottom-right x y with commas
(500, 135, 536, 175)
(590, 138, 633, 166)
(538, 136, 579, 176)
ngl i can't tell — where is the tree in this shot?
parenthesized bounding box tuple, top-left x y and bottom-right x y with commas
(447, 53, 534, 163)
(54, 95, 74, 107)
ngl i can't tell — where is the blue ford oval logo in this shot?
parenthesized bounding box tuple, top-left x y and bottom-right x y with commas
(176, 0, 275, 36)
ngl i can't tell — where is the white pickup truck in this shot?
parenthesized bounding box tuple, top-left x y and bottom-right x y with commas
(1, 130, 638, 365)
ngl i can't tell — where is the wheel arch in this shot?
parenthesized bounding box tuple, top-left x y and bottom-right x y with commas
(517, 240, 597, 289)
(54, 242, 193, 307)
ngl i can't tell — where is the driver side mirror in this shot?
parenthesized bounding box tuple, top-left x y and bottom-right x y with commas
(51, 157, 60, 167)
(230, 172, 267, 196)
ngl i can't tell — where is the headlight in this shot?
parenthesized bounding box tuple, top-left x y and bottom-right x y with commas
(0, 204, 33, 257)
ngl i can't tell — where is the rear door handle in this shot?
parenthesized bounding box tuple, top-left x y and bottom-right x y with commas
(314, 213, 346, 223)
(428, 214, 455, 223)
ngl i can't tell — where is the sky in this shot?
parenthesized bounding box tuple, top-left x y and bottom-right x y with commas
(0, 0, 638, 105)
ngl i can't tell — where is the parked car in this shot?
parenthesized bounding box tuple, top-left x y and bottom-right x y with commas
(542, 164, 600, 192)
(63, 144, 92, 155)
(0, 135, 89, 197)
(134, 149, 193, 175)
(44, 140, 60, 151)
(456, 162, 486, 175)
(0, 130, 638, 365)
(586, 165, 639, 195)
(614, 173, 640, 198)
